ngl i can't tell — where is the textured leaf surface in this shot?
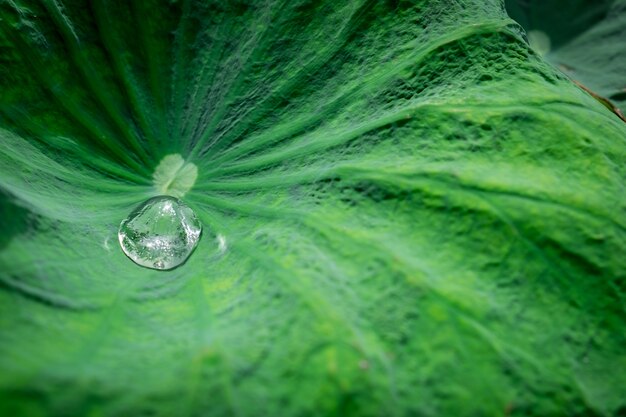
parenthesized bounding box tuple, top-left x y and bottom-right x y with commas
(1, 1, 625, 416)
(506, 0, 626, 114)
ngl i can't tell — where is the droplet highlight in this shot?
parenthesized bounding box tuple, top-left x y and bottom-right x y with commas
(118, 196, 202, 270)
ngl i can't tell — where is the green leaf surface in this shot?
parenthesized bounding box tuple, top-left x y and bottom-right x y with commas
(506, 0, 626, 114)
(0, 1, 625, 416)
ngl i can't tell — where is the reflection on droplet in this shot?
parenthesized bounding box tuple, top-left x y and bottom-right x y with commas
(118, 196, 202, 270)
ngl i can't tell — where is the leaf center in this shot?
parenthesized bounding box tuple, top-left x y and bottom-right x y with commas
(152, 154, 198, 198)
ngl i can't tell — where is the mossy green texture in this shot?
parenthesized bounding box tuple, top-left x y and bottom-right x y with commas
(0, 1, 625, 416)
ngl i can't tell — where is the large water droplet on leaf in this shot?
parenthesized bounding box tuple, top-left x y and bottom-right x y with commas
(118, 196, 202, 270)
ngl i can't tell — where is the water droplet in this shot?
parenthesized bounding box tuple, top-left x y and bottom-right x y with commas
(118, 196, 202, 270)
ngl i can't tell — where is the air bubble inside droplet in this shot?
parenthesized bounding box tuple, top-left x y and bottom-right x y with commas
(118, 196, 202, 270)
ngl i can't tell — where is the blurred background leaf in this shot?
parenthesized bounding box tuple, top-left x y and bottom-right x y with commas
(506, 0, 626, 115)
